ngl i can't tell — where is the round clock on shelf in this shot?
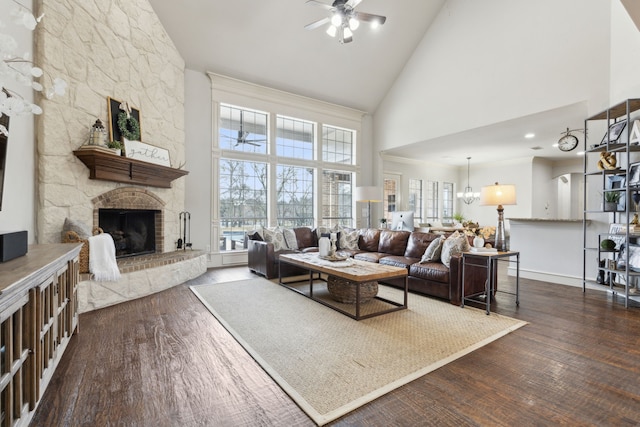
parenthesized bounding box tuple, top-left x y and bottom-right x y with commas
(558, 133, 579, 152)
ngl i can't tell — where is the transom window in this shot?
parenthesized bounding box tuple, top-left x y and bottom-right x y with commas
(276, 116, 314, 160)
(219, 104, 268, 153)
(323, 125, 354, 164)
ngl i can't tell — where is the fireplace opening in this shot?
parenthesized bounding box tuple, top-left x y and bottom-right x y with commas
(99, 208, 158, 258)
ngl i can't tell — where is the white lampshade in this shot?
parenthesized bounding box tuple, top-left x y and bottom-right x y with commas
(355, 186, 382, 202)
(326, 25, 337, 37)
(480, 183, 517, 207)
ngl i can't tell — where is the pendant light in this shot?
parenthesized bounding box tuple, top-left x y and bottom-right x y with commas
(457, 157, 480, 205)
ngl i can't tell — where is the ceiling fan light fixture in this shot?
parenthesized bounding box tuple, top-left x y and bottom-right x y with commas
(343, 26, 353, 39)
(331, 13, 343, 27)
(326, 25, 337, 37)
(348, 17, 359, 30)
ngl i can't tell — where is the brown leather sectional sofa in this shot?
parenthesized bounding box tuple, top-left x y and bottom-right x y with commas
(247, 227, 490, 305)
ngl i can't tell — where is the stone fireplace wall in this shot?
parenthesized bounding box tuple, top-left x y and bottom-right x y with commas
(34, 0, 186, 252)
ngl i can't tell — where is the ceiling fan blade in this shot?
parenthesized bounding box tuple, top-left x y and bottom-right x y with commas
(305, 0, 333, 11)
(354, 11, 386, 25)
(304, 17, 330, 30)
(346, 0, 363, 9)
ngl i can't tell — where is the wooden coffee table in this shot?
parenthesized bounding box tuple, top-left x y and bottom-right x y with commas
(278, 253, 408, 320)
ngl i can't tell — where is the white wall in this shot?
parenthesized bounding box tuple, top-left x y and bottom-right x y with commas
(0, 0, 36, 242)
(184, 69, 213, 253)
(373, 0, 611, 152)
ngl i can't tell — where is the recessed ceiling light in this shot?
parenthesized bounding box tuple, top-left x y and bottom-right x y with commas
(524, 133, 535, 139)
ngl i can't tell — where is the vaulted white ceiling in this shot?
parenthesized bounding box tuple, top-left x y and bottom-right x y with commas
(148, 0, 445, 113)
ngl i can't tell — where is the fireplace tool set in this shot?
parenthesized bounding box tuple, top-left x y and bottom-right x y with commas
(177, 211, 192, 250)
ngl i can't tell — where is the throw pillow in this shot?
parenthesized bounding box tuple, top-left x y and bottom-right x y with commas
(339, 228, 359, 250)
(282, 228, 298, 250)
(420, 235, 445, 263)
(61, 217, 92, 240)
(440, 231, 470, 268)
(262, 227, 287, 252)
(246, 229, 263, 241)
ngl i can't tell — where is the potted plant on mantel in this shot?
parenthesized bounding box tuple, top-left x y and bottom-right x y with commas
(604, 191, 622, 211)
(107, 140, 123, 156)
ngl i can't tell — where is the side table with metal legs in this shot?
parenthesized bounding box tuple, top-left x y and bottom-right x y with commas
(460, 250, 520, 315)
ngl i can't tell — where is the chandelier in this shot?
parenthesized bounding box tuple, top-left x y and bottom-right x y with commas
(457, 157, 480, 205)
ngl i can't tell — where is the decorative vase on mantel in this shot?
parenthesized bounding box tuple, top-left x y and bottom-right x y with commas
(473, 235, 485, 248)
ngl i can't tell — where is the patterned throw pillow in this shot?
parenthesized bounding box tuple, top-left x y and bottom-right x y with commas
(282, 228, 298, 250)
(420, 235, 445, 263)
(61, 217, 92, 240)
(339, 228, 359, 250)
(440, 231, 470, 268)
(262, 227, 287, 252)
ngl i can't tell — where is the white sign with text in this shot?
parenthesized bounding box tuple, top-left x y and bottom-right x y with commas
(123, 138, 170, 167)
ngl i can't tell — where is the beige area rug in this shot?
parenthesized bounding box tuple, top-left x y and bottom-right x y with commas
(190, 278, 527, 426)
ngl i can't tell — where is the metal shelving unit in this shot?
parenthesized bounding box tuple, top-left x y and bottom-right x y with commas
(583, 99, 640, 308)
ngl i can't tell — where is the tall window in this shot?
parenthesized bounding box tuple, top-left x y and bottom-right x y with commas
(277, 165, 314, 227)
(276, 116, 314, 159)
(425, 180, 439, 222)
(219, 159, 268, 250)
(219, 104, 268, 154)
(321, 170, 353, 227)
(323, 125, 354, 164)
(442, 182, 454, 222)
(408, 179, 423, 222)
(212, 79, 361, 253)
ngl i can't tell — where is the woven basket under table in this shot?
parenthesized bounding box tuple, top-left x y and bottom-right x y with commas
(326, 275, 379, 304)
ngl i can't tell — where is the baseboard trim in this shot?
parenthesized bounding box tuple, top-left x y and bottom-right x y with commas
(507, 267, 607, 292)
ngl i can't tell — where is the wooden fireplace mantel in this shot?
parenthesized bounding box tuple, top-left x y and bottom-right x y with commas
(73, 148, 188, 188)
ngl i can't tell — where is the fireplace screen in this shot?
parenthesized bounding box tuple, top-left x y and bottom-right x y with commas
(99, 209, 157, 258)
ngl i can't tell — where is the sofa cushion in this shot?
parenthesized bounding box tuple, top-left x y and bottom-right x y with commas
(409, 262, 449, 284)
(262, 227, 287, 252)
(378, 230, 411, 256)
(283, 228, 298, 250)
(380, 255, 419, 269)
(354, 252, 386, 263)
(339, 228, 359, 250)
(404, 231, 439, 258)
(421, 235, 445, 263)
(358, 228, 381, 252)
(440, 231, 470, 268)
(294, 227, 316, 249)
(247, 229, 263, 241)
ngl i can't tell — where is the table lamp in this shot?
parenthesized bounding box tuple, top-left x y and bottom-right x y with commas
(355, 186, 382, 229)
(480, 182, 517, 251)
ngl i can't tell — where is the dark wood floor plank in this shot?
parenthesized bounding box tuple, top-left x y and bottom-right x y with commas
(30, 267, 640, 427)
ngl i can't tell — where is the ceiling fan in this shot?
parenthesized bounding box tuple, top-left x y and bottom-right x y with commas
(304, 0, 387, 44)
(228, 110, 266, 147)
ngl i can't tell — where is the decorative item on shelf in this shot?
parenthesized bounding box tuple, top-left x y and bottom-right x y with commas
(107, 97, 141, 142)
(89, 119, 107, 146)
(600, 120, 627, 145)
(480, 182, 517, 252)
(597, 151, 617, 170)
(330, 232, 337, 257)
(604, 191, 622, 212)
(379, 218, 387, 229)
(457, 157, 480, 204)
(106, 140, 122, 156)
(630, 120, 640, 145)
(600, 239, 616, 250)
(355, 186, 382, 229)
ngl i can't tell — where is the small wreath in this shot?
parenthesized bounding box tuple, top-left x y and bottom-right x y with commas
(117, 111, 140, 141)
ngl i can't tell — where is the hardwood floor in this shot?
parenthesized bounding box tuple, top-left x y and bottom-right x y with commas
(31, 266, 640, 426)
